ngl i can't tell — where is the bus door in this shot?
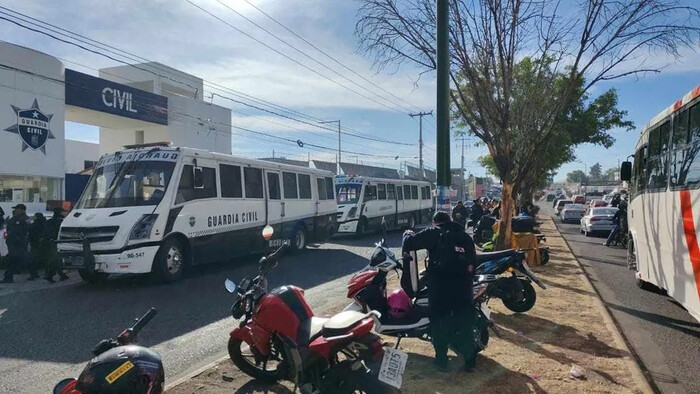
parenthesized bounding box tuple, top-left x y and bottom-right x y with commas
(265, 170, 283, 240)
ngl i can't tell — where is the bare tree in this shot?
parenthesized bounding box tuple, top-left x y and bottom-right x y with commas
(356, 0, 699, 247)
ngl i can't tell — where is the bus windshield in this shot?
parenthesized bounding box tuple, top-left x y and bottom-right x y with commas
(336, 184, 362, 204)
(78, 161, 176, 208)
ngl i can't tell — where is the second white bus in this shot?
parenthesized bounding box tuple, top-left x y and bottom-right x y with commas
(335, 175, 433, 234)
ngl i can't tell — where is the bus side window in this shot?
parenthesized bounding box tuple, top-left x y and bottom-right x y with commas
(316, 178, 327, 200)
(377, 184, 387, 200)
(283, 172, 298, 199)
(411, 185, 418, 200)
(220, 164, 243, 198)
(298, 174, 312, 199)
(324, 177, 335, 200)
(387, 184, 396, 200)
(365, 185, 377, 201)
(177, 165, 217, 203)
(268, 172, 281, 200)
(670, 108, 690, 188)
(244, 167, 263, 199)
(397, 185, 403, 200)
(675, 103, 700, 189)
(403, 185, 411, 200)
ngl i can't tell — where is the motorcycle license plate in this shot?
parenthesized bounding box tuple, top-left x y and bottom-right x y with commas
(480, 303, 491, 320)
(378, 348, 408, 389)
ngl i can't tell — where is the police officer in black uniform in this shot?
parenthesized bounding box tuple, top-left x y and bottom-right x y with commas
(451, 201, 469, 229)
(2, 204, 30, 283)
(401, 211, 478, 372)
(45, 207, 69, 283)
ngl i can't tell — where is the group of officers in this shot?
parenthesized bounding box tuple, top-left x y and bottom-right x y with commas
(1, 204, 69, 284)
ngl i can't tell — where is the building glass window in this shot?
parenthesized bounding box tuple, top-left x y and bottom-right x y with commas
(0, 175, 62, 203)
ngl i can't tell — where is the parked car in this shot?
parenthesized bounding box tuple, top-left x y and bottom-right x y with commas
(561, 204, 586, 223)
(580, 207, 618, 236)
(546, 194, 556, 202)
(573, 195, 586, 204)
(589, 199, 608, 208)
(555, 199, 573, 215)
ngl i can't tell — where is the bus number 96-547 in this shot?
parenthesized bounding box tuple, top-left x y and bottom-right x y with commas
(126, 252, 145, 259)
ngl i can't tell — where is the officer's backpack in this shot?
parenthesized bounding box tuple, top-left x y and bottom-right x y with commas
(433, 227, 470, 274)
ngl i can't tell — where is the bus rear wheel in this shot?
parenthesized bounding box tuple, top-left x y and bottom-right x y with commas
(291, 227, 307, 252)
(154, 238, 185, 283)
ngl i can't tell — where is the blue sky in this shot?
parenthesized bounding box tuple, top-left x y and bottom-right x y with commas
(1, 0, 698, 181)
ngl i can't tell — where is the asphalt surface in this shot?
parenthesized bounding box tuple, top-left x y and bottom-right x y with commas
(542, 204, 700, 393)
(0, 232, 401, 393)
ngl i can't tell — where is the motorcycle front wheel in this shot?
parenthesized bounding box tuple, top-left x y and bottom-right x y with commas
(228, 337, 285, 383)
(502, 280, 536, 313)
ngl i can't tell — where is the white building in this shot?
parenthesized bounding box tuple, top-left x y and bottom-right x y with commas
(0, 42, 232, 215)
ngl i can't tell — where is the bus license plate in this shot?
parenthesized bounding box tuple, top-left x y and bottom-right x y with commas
(378, 347, 407, 389)
(63, 255, 84, 267)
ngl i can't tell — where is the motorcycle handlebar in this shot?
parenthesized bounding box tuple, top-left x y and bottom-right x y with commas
(130, 307, 157, 336)
(266, 244, 289, 265)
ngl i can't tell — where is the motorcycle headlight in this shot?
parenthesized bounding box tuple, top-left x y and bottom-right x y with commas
(348, 207, 358, 218)
(129, 214, 158, 240)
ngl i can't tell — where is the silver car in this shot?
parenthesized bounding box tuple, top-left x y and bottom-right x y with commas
(580, 207, 619, 236)
(561, 204, 586, 223)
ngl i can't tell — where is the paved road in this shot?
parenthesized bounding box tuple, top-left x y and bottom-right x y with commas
(0, 232, 399, 393)
(541, 204, 700, 393)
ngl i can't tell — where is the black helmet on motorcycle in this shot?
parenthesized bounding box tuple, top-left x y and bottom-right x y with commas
(72, 345, 164, 393)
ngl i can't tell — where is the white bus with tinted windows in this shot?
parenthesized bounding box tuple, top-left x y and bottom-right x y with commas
(335, 175, 433, 235)
(620, 84, 700, 322)
(58, 145, 337, 283)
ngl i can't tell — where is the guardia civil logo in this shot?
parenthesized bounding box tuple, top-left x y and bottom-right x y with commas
(4, 98, 55, 154)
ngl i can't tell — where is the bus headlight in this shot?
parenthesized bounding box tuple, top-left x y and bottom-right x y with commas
(129, 214, 159, 240)
(348, 207, 358, 218)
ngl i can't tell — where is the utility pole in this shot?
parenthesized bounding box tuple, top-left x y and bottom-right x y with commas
(436, 0, 450, 210)
(409, 111, 433, 180)
(320, 120, 341, 174)
(456, 137, 466, 200)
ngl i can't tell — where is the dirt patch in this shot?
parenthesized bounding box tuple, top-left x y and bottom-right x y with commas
(169, 217, 648, 393)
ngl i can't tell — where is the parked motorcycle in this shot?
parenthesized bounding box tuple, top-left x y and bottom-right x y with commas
(344, 240, 492, 353)
(472, 249, 547, 312)
(53, 308, 163, 394)
(225, 240, 402, 394)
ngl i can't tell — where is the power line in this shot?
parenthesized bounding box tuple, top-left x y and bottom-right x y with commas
(216, 0, 418, 114)
(0, 8, 418, 150)
(183, 0, 414, 115)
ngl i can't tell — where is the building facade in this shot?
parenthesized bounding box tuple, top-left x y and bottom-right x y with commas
(0, 42, 232, 215)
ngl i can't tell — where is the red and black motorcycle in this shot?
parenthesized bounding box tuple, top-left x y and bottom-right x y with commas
(225, 243, 404, 393)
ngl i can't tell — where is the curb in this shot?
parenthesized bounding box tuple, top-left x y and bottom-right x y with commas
(547, 216, 655, 393)
(165, 354, 229, 391)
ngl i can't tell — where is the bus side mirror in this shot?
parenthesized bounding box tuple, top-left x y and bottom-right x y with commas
(620, 161, 632, 182)
(193, 167, 204, 189)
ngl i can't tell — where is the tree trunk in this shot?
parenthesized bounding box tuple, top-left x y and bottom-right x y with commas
(496, 182, 515, 250)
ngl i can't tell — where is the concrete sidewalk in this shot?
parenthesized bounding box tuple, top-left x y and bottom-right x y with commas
(168, 216, 652, 393)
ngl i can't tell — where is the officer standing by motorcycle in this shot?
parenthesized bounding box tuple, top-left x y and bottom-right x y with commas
(1, 204, 30, 283)
(605, 200, 627, 247)
(402, 211, 478, 372)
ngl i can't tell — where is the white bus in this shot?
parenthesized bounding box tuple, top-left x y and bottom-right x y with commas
(58, 145, 337, 283)
(621, 84, 700, 322)
(335, 175, 433, 234)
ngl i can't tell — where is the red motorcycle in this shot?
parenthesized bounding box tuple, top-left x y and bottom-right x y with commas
(225, 244, 404, 393)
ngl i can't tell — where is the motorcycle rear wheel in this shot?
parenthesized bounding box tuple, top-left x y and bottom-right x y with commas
(502, 280, 536, 313)
(228, 337, 285, 383)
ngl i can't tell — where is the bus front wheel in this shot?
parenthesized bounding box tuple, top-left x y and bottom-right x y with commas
(291, 226, 307, 252)
(154, 238, 186, 283)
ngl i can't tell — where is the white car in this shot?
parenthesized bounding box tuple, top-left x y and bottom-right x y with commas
(555, 199, 573, 215)
(560, 204, 586, 223)
(580, 207, 619, 236)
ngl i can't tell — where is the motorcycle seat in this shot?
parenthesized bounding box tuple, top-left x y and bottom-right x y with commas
(298, 317, 329, 345)
(322, 311, 367, 338)
(475, 249, 518, 264)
